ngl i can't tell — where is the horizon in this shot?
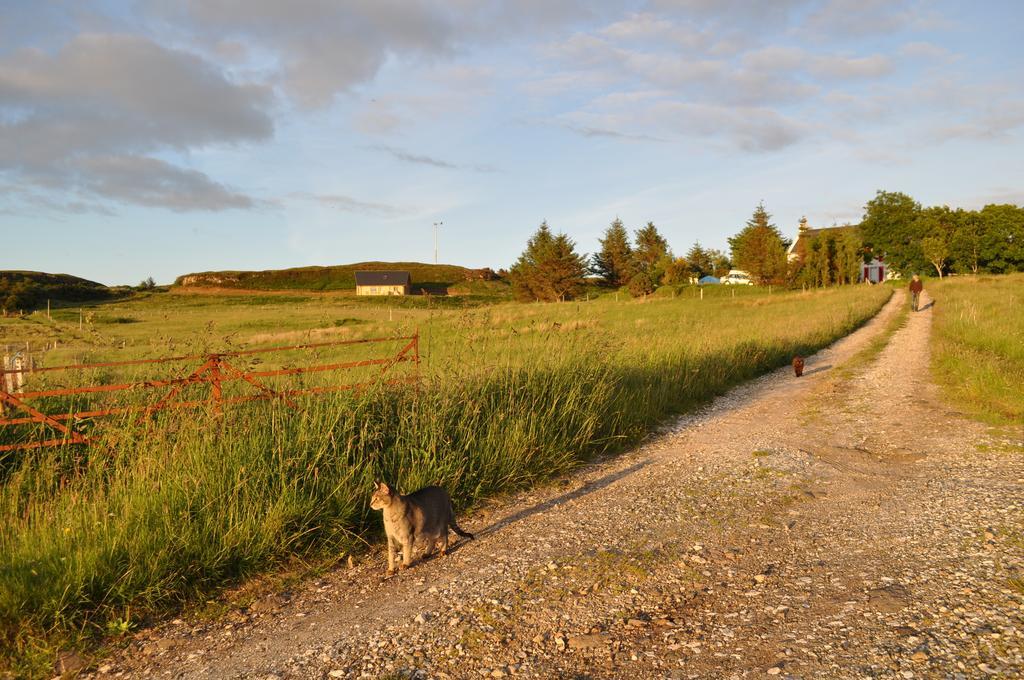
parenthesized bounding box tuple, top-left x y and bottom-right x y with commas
(2, 1, 1022, 287)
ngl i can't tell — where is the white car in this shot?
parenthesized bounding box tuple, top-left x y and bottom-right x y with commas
(721, 270, 754, 286)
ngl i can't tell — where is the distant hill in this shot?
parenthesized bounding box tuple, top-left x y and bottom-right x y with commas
(0, 271, 115, 312)
(174, 262, 504, 294)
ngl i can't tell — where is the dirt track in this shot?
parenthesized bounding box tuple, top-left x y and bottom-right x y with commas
(98, 289, 1024, 679)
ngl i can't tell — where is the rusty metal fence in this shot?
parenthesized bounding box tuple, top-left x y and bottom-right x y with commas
(0, 333, 419, 452)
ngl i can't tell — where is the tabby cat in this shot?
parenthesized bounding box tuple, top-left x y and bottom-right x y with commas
(370, 482, 474, 574)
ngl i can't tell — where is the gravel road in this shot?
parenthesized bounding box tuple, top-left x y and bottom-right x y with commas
(93, 289, 1024, 680)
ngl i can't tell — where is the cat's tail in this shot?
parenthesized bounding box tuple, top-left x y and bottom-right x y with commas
(449, 518, 474, 540)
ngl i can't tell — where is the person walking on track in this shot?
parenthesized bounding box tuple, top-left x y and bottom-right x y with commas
(909, 274, 923, 312)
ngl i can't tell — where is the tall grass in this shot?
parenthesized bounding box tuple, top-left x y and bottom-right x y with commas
(930, 274, 1024, 424)
(0, 285, 889, 674)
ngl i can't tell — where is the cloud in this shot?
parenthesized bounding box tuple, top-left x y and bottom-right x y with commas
(73, 155, 255, 211)
(929, 101, 1024, 141)
(562, 123, 665, 142)
(809, 54, 893, 79)
(599, 12, 710, 50)
(963, 188, 1024, 208)
(650, 0, 811, 26)
(290, 191, 406, 217)
(567, 96, 809, 151)
(157, 0, 624, 108)
(742, 46, 806, 72)
(369, 144, 497, 172)
(801, 0, 933, 38)
(899, 41, 956, 62)
(0, 33, 273, 163)
(661, 101, 809, 151)
(0, 32, 272, 212)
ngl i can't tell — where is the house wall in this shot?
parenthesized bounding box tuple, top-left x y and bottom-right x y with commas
(356, 285, 408, 296)
(860, 259, 886, 284)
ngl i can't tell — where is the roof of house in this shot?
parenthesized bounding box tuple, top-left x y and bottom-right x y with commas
(787, 223, 859, 258)
(354, 271, 411, 286)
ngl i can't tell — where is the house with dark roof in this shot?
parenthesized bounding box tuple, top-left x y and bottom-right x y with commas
(787, 217, 892, 284)
(354, 271, 411, 296)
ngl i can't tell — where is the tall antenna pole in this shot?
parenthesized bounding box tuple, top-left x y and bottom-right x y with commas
(433, 221, 443, 264)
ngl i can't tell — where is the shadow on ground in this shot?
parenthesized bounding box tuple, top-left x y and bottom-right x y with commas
(475, 459, 652, 538)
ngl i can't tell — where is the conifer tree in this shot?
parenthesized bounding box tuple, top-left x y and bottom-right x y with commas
(685, 242, 712, 278)
(510, 222, 588, 301)
(727, 203, 789, 285)
(591, 218, 634, 286)
(634, 222, 670, 271)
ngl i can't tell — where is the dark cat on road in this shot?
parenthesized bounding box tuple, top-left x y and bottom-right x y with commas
(370, 482, 474, 575)
(792, 355, 805, 377)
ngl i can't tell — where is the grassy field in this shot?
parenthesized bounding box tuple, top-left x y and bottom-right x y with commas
(929, 273, 1024, 425)
(0, 284, 890, 675)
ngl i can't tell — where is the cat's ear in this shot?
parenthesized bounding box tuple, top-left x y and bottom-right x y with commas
(379, 482, 391, 495)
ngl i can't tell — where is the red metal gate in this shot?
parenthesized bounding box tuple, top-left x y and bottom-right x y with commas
(0, 333, 419, 452)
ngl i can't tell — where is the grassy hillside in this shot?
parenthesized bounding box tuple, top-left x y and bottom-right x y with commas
(0, 271, 115, 312)
(174, 262, 502, 293)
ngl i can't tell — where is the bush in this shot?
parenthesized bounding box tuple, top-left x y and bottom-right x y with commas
(628, 272, 656, 298)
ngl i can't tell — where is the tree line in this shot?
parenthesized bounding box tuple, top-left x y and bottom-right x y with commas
(509, 219, 733, 301)
(507, 191, 1024, 301)
(860, 191, 1024, 278)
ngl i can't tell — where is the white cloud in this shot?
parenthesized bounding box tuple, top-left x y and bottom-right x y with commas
(899, 41, 956, 62)
(567, 97, 810, 151)
(809, 54, 893, 79)
(75, 155, 255, 211)
(289, 191, 407, 217)
(0, 33, 272, 211)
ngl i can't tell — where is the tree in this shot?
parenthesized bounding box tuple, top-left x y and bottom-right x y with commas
(685, 242, 713, 279)
(976, 204, 1024, 273)
(921, 236, 949, 278)
(949, 210, 983, 274)
(509, 221, 589, 301)
(628, 272, 655, 297)
(591, 219, 634, 286)
(727, 203, 789, 285)
(661, 257, 691, 285)
(860, 190, 924, 275)
(138, 276, 157, 290)
(634, 222, 670, 272)
(707, 249, 731, 277)
(911, 206, 956, 278)
(835, 229, 863, 285)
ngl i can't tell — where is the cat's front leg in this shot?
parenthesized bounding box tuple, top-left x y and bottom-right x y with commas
(400, 539, 414, 570)
(386, 539, 397, 575)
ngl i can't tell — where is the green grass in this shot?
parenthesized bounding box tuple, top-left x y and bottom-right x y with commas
(929, 274, 1024, 424)
(0, 284, 891, 676)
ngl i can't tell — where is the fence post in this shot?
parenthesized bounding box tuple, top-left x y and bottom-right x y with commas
(413, 331, 421, 392)
(209, 355, 224, 414)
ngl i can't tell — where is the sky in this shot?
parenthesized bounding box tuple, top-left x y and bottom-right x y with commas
(1, 0, 1023, 286)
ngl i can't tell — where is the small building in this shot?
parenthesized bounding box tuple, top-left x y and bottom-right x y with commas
(787, 217, 891, 284)
(354, 271, 411, 296)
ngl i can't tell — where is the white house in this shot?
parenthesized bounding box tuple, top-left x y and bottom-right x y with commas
(787, 217, 890, 284)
